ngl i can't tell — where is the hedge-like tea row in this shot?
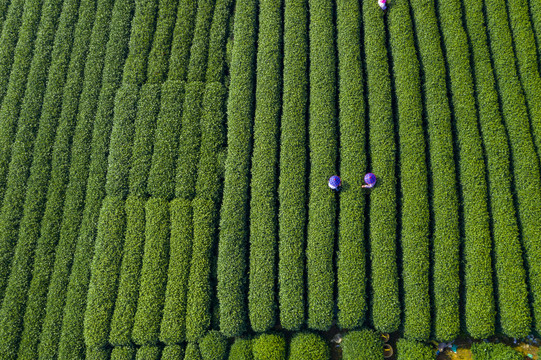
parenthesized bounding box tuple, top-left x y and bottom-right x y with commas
(470, 342, 523, 360)
(111, 346, 137, 360)
(185, 343, 202, 360)
(19, 0, 117, 357)
(217, 0, 257, 337)
(482, 0, 541, 334)
(387, 0, 430, 340)
(163, 345, 185, 360)
(396, 339, 433, 360)
(504, 0, 541, 161)
(200, 330, 228, 360)
(530, 2, 541, 67)
(289, 333, 329, 360)
(248, 0, 282, 333)
(0, 0, 64, 302)
(161, 198, 192, 343)
(194, 82, 226, 200)
(109, 196, 146, 346)
(341, 330, 382, 360)
(461, 0, 531, 338)
(83, 197, 127, 348)
(128, 84, 160, 198)
(206, 0, 234, 83)
(228, 338, 252, 360)
(167, 0, 197, 81)
(0, 0, 43, 205)
(437, 0, 495, 338)
(121, 0, 158, 85)
(145, 0, 179, 84)
(252, 334, 286, 360)
(147, 81, 185, 199)
(87, 347, 111, 360)
(185, 199, 215, 342)
(335, 0, 366, 330)
(105, 84, 140, 198)
(362, 0, 400, 334)
(0, 0, 94, 355)
(278, 0, 308, 331)
(57, 0, 135, 353)
(111, 346, 136, 360)
(183, 83, 227, 342)
(175, 81, 205, 200)
(186, 0, 215, 82)
(0, 0, 24, 106)
(132, 198, 170, 345)
(306, 0, 337, 331)
(136, 345, 161, 360)
(409, 0, 460, 342)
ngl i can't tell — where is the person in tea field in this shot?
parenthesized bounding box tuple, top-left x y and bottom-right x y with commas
(362, 173, 377, 188)
(328, 175, 342, 192)
(378, 0, 387, 10)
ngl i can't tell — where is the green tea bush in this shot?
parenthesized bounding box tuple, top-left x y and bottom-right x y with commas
(162, 345, 185, 360)
(288, 332, 329, 360)
(185, 343, 203, 360)
(228, 338, 252, 360)
(147, 80, 185, 199)
(87, 347, 111, 360)
(0, 0, 43, 205)
(363, 0, 401, 334)
(175, 81, 205, 200)
(252, 334, 286, 360)
(167, 0, 197, 81)
(83, 197, 127, 348)
(109, 196, 146, 346)
(136, 345, 161, 360)
(396, 339, 433, 360)
(195, 82, 227, 200)
(132, 198, 170, 345)
(186, 0, 215, 82)
(57, 0, 134, 354)
(341, 329, 383, 360)
(470, 342, 523, 360)
(504, 0, 541, 161)
(0, 0, 64, 302)
(335, 0, 366, 330)
(278, 0, 308, 331)
(409, 0, 460, 341)
(0, 0, 24, 106)
(161, 198, 192, 343)
(145, 0, 178, 84)
(306, 0, 337, 331)
(248, 0, 282, 333)
(206, 0, 234, 83)
(0, 0, 95, 355)
(199, 330, 229, 360)
(121, 0, 158, 85)
(437, 0, 496, 338)
(217, 0, 257, 337)
(105, 84, 140, 198)
(461, 0, 531, 339)
(128, 84, 160, 198)
(481, 0, 541, 335)
(530, 2, 541, 67)
(111, 346, 136, 360)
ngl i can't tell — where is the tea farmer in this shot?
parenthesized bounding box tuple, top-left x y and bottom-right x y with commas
(378, 0, 387, 10)
(362, 173, 377, 188)
(328, 175, 342, 192)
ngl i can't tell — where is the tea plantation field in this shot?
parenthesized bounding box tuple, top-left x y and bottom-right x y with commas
(0, 0, 540, 358)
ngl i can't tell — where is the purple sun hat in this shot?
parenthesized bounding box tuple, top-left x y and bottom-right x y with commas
(364, 173, 376, 186)
(328, 175, 341, 188)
